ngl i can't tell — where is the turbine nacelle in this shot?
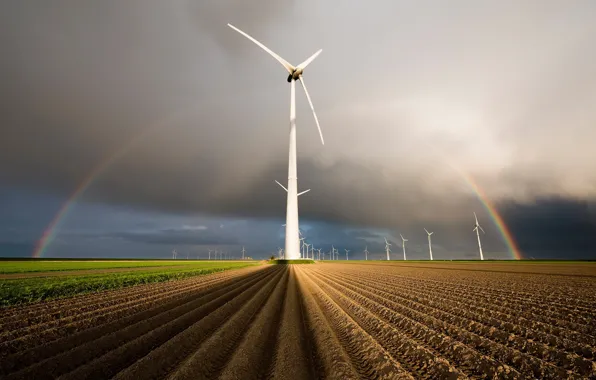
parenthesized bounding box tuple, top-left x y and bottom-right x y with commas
(287, 68, 304, 82)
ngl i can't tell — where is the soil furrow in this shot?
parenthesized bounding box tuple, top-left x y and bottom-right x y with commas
(3, 267, 273, 379)
(268, 266, 316, 380)
(296, 266, 414, 379)
(108, 266, 284, 380)
(218, 266, 289, 380)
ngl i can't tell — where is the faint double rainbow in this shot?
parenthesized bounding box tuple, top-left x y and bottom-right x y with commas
(32, 113, 522, 259)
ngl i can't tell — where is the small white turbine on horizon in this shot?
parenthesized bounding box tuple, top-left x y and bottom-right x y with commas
(473, 212, 485, 260)
(424, 228, 434, 260)
(364, 246, 369, 261)
(400, 234, 408, 261)
(241, 246, 246, 260)
(345, 249, 350, 260)
(229, 23, 324, 260)
(384, 238, 391, 261)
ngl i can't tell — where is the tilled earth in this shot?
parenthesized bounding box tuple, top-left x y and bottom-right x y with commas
(0, 263, 595, 379)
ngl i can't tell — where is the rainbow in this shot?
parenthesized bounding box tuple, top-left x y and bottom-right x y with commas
(33, 111, 522, 260)
(32, 105, 201, 258)
(454, 168, 523, 260)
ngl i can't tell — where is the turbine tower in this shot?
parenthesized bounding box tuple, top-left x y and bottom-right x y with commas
(241, 246, 246, 260)
(208, 249, 212, 260)
(424, 228, 434, 260)
(473, 212, 485, 260)
(228, 24, 324, 260)
(317, 248, 322, 260)
(400, 234, 408, 261)
(384, 238, 391, 260)
(364, 246, 369, 261)
(172, 249, 177, 260)
(345, 249, 350, 260)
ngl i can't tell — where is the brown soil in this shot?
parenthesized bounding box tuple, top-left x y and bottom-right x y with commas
(1, 263, 594, 379)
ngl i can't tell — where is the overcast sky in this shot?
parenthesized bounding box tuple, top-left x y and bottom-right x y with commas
(1, 1, 596, 259)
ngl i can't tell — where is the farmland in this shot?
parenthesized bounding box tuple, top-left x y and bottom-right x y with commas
(1, 262, 595, 379)
(0, 261, 257, 306)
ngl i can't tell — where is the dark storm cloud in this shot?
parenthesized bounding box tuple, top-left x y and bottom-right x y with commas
(2, 0, 596, 253)
(110, 228, 239, 246)
(500, 198, 596, 259)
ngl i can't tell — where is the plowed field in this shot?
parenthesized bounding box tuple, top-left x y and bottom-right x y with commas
(1, 262, 595, 379)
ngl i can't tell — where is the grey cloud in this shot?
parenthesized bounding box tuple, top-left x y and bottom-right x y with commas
(2, 1, 596, 243)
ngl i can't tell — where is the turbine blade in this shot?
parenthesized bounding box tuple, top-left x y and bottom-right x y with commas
(298, 75, 324, 145)
(400, 234, 404, 240)
(227, 23, 294, 73)
(297, 49, 322, 70)
(479, 226, 485, 234)
(473, 227, 477, 232)
(474, 211, 479, 224)
(275, 180, 288, 192)
(424, 228, 429, 234)
(297, 189, 311, 196)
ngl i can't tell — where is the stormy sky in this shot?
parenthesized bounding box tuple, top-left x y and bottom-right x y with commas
(1, 1, 596, 259)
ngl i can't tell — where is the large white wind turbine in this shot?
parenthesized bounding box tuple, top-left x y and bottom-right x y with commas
(400, 234, 408, 261)
(424, 228, 434, 260)
(473, 212, 485, 260)
(228, 23, 324, 260)
(345, 249, 350, 260)
(241, 246, 246, 260)
(364, 246, 369, 261)
(384, 238, 391, 260)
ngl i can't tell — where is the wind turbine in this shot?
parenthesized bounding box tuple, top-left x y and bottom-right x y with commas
(400, 234, 408, 261)
(424, 228, 434, 260)
(364, 246, 369, 261)
(345, 249, 350, 260)
(228, 23, 324, 260)
(473, 212, 485, 260)
(172, 249, 177, 260)
(306, 243, 311, 260)
(241, 246, 246, 260)
(331, 245, 335, 260)
(384, 238, 391, 261)
(208, 249, 212, 260)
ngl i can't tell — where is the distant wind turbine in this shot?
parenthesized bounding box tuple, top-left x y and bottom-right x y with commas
(424, 228, 434, 260)
(473, 212, 485, 260)
(364, 246, 369, 261)
(400, 234, 408, 261)
(228, 24, 324, 260)
(384, 238, 391, 260)
(172, 249, 177, 260)
(317, 248, 322, 260)
(345, 249, 350, 260)
(208, 249, 212, 260)
(241, 246, 246, 260)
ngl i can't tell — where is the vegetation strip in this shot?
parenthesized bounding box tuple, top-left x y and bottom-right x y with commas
(0, 262, 257, 307)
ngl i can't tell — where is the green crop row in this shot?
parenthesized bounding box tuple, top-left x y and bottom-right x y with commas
(0, 262, 257, 307)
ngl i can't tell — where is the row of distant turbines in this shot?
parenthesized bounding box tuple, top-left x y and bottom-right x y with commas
(171, 246, 249, 260)
(377, 212, 485, 261)
(276, 212, 486, 261)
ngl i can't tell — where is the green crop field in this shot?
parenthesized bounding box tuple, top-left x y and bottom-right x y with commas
(0, 261, 258, 306)
(0, 259, 217, 274)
